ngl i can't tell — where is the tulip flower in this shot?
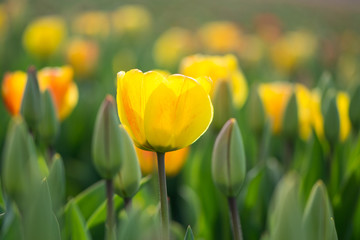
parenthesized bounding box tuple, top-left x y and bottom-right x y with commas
(2, 66, 78, 121)
(136, 147, 189, 177)
(197, 21, 243, 53)
(311, 90, 351, 143)
(112, 5, 152, 36)
(180, 54, 248, 109)
(72, 11, 110, 38)
(116, 69, 213, 239)
(258, 82, 313, 140)
(153, 28, 197, 68)
(22, 16, 66, 59)
(66, 38, 99, 77)
(116, 69, 213, 152)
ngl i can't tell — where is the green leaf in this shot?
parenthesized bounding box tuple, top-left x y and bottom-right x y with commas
(303, 181, 337, 240)
(1, 202, 23, 240)
(86, 195, 123, 229)
(48, 154, 65, 214)
(71, 180, 106, 221)
(184, 225, 194, 240)
(64, 200, 92, 240)
(268, 173, 303, 240)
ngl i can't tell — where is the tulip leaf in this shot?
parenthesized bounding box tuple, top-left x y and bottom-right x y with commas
(303, 181, 337, 240)
(64, 200, 92, 240)
(184, 225, 195, 240)
(0, 202, 23, 240)
(86, 195, 123, 229)
(71, 180, 106, 221)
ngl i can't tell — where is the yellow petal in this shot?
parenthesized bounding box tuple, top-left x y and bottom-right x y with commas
(295, 84, 312, 140)
(337, 92, 351, 142)
(231, 70, 248, 108)
(195, 76, 212, 94)
(58, 82, 78, 121)
(144, 74, 213, 152)
(116, 69, 163, 149)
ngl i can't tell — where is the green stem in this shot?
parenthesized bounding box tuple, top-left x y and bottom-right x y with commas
(228, 197, 243, 240)
(106, 179, 116, 240)
(156, 152, 169, 240)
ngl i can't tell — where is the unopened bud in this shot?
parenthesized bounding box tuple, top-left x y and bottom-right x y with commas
(92, 95, 123, 179)
(282, 92, 298, 138)
(212, 118, 246, 197)
(213, 81, 235, 130)
(248, 85, 265, 134)
(113, 125, 142, 198)
(350, 84, 360, 131)
(39, 89, 59, 145)
(323, 92, 339, 146)
(20, 66, 42, 131)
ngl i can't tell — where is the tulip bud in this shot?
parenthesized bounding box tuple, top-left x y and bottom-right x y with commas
(20, 66, 42, 131)
(38, 89, 59, 145)
(212, 81, 235, 130)
(350, 84, 360, 131)
(323, 93, 339, 146)
(113, 125, 142, 198)
(212, 118, 246, 197)
(47, 154, 65, 214)
(247, 85, 265, 134)
(282, 92, 298, 138)
(92, 95, 123, 179)
(1, 117, 41, 208)
(303, 181, 337, 240)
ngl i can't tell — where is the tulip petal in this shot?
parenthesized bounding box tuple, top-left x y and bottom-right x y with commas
(58, 82, 78, 120)
(144, 74, 213, 152)
(117, 69, 163, 148)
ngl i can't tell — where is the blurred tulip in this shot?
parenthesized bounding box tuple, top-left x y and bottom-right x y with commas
(153, 27, 197, 68)
(73, 11, 110, 38)
(180, 54, 248, 109)
(92, 96, 123, 179)
(258, 82, 312, 140)
(313, 90, 351, 143)
(254, 13, 282, 43)
(2, 66, 78, 121)
(270, 30, 317, 74)
(23, 16, 66, 59)
(116, 69, 213, 152)
(212, 118, 246, 197)
(136, 147, 189, 177)
(112, 5, 152, 36)
(2, 71, 27, 115)
(197, 21, 242, 53)
(66, 38, 99, 78)
(237, 34, 265, 65)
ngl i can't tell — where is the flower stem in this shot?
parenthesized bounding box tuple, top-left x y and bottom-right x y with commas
(228, 197, 243, 240)
(106, 179, 116, 240)
(156, 152, 169, 240)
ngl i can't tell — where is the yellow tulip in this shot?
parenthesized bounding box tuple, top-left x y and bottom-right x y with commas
(116, 69, 213, 152)
(72, 11, 110, 38)
(112, 5, 152, 35)
(180, 54, 248, 108)
(66, 38, 99, 77)
(153, 27, 197, 68)
(23, 16, 66, 59)
(258, 82, 313, 140)
(311, 90, 351, 143)
(2, 66, 78, 121)
(136, 147, 189, 177)
(270, 30, 317, 74)
(197, 21, 242, 53)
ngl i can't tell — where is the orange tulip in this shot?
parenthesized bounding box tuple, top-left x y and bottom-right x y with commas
(2, 66, 78, 121)
(136, 147, 189, 177)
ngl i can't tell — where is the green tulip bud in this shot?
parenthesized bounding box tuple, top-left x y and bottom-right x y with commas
(247, 85, 265, 134)
(303, 180, 338, 240)
(282, 92, 298, 138)
(92, 95, 123, 179)
(1, 117, 41, 207)
(39, 89, 59, 145)
(212, 118, 246, 197)
(212, 81, 235, 131)
(323, 92, 339, 146)
(20, 66, 42, 132)
(113, 125, 141, 198)
(48, 154, 65, 214)
(350, 84, 360, 131)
